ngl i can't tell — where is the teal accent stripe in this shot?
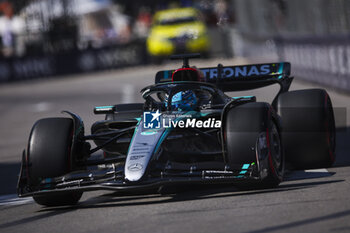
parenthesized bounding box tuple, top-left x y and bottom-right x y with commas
(95, 106, 114, 109)
(278, 62, 284, 74)
(199, 112, 210, 117)
(239, 170, 247, 175)
(44, 178, 52, 188)
(232, 96, 254, 99)
(242, 164, 250, 169)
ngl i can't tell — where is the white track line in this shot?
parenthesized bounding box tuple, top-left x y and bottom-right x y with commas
(0, 194, 33, 207)
(305, 168, 329, 173)
(285, 168, 332, 181)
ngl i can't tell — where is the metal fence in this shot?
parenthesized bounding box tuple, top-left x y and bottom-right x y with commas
(232, 0, 350, 36)
(231, 0, 350, 92)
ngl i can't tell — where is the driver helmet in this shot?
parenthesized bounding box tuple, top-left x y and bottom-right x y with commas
(170, 90, 198, 111)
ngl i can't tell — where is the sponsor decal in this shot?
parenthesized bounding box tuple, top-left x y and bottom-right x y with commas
(128, 163, 143, 171)
(200, 65, 271, 80)
(157, 64, 285, 83)
(0, 63, 10, 81)
(143, 111, 221, 129)
(79, 52, 96, 71)
(129, 155, 145, 160)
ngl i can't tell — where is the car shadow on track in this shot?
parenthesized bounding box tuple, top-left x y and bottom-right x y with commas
(0, 180, 344, 230)
(0, 208, 73, 229)
(38, 179, 344, 212)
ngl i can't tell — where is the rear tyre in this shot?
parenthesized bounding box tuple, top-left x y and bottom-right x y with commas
(225, 102, 284, 188)
(277, 89, 335, 169)
(27, 118, 82, 206)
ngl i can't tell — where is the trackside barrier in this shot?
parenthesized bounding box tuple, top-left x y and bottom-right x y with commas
(231, 29, 350, 92)
(0, 41, 148, 83)
(275, 36, 350, 92)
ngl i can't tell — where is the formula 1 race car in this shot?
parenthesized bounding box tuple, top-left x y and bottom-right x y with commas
(17, 54, 336, 207)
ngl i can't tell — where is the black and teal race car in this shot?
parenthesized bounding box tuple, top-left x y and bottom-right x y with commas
(17, 54, 336, 207)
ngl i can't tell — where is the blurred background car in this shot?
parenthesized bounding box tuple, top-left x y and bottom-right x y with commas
(146, 7, 210, 59)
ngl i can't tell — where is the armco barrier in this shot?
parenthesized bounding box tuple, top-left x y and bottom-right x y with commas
(0, 41, 148, 83)
(275, 36, 350, 92)
(231, 29, 350, 92)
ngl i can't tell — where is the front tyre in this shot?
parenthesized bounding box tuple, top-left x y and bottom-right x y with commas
(258, 121, 284, 187)
(27, 118, 82, 206)
(225, 102, 284, 188)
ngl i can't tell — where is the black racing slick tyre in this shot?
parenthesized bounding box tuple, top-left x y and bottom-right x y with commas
(225, 102, 284, 188)
(27, 118, 82, 206)
(277, 89, 336, 169)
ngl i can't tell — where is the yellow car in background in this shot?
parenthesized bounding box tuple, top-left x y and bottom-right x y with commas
(147, 7, 210, 57)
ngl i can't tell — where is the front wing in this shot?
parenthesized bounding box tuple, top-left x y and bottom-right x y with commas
(18, 153, 263, 197)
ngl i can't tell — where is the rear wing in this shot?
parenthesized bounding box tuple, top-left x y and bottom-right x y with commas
(155, 62, 291, 92)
